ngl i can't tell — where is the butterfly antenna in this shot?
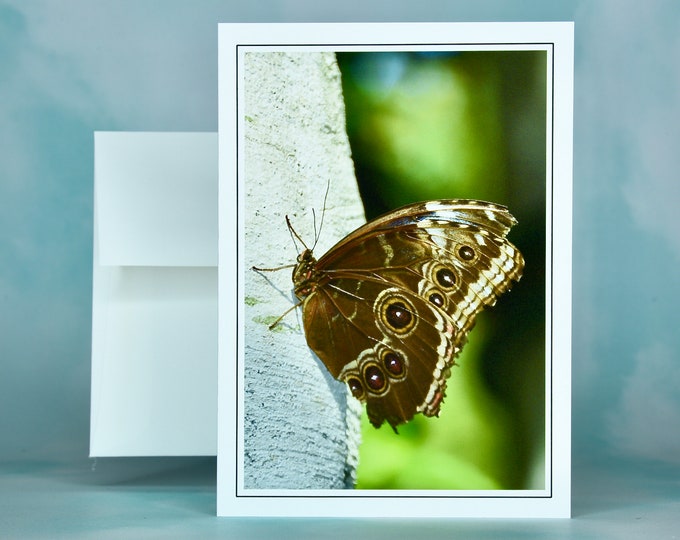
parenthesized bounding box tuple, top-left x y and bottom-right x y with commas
(285, 215, 309, 253)
(312, 180, 331, 250)
(312, 207, 319, 247)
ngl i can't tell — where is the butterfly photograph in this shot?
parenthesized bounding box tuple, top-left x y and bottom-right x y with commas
(218, 18, 575, 508)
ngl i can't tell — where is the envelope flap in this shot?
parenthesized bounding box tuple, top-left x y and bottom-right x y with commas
(94, 132, 217, 267)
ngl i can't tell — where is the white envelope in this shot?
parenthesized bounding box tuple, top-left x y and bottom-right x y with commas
(90, 132, 217, 456)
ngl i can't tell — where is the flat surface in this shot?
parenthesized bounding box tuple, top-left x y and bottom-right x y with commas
(1, 458, 678, 539)
(2, 1, 680, 538)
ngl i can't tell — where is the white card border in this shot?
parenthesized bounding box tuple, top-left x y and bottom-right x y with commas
(218, 21, 573, 518)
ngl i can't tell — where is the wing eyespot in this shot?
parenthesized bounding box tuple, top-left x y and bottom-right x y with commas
(347, 377, 364, 399)
(457, 244, 476, 262)
(363, 363, 388, 394)
(428, 291, 445, 308)
(435, 267, 457, 288)
(374, 289, 418, 336)
(381, 349, 406, 380)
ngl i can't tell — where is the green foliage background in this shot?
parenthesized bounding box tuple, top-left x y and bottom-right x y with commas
(336, 51, 547, 490)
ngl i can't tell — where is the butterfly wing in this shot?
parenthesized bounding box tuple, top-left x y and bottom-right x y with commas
(301, 199, 524, 429)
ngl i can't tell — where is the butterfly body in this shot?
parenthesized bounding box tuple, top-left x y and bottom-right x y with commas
(286, 199, 524, 430)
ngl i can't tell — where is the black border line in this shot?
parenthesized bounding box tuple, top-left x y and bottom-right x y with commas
(233, 41, 557, 501)
(234, 41, 241, 501)
(549, 41, 556, 500)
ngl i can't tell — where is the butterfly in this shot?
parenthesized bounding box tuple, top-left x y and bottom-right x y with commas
(255, 199, 524, 431)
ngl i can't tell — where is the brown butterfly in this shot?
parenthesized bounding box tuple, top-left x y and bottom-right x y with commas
(255, 199, 524, 431)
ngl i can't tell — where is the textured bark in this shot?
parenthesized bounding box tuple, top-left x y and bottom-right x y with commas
(243, 52, 364, 489)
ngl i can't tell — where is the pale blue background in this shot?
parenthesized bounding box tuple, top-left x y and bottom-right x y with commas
(1, 1, 679, 537)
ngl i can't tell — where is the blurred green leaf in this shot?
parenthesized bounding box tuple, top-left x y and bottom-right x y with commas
(338, 50, 548, 490)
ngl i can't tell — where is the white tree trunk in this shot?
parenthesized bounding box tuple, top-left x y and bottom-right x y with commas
(242, 52, 364, 489)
